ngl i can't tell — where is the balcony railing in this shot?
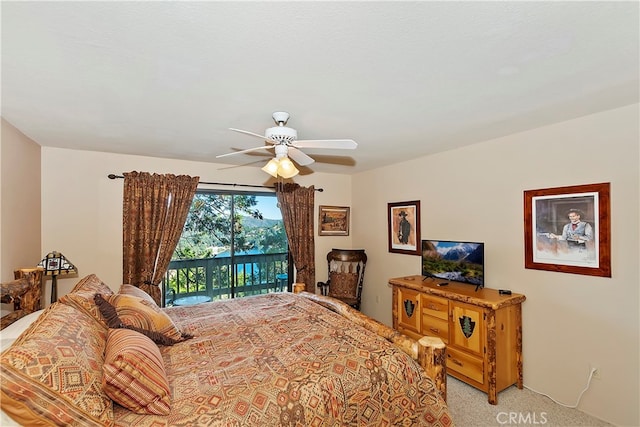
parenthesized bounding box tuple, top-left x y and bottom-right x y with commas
(162, 252, 289, 305)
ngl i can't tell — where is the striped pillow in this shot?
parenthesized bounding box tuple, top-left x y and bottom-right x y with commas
(102, 329, 171, 415)
(97, 293, 188, 345)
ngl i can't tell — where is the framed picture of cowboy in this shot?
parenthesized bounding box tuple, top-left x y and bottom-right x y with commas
(524, 182, 611, 277)
(388, 200, 421, 255)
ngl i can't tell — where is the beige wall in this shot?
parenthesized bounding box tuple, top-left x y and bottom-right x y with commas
(40, 148, 352, 301)
(0, 119, 41, 280)
(352, 104, 639, 426)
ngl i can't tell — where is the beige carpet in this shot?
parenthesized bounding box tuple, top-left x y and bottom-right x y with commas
(446, 377, 613, 427)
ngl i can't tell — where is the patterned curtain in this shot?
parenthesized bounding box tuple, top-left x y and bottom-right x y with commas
(122, 171, 199, 305)
(275, 183, 315, 293)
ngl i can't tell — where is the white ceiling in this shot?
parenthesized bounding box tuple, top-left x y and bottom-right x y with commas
(2, 1, 638, 175)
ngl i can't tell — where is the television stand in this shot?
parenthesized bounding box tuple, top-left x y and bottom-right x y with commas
(389, 275, 526, 405)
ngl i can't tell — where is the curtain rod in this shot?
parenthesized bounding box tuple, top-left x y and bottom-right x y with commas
(107, 174, 323, 192)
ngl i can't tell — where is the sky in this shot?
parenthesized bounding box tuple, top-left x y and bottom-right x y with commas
(254, 195, 282, 220)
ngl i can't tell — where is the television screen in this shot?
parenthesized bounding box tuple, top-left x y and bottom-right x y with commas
(421, 240, 484, 287)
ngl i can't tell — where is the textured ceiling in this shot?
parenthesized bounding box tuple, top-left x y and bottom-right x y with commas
(2, 1, 638, 175)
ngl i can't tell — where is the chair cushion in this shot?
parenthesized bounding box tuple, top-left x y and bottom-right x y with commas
(102, 329, 171, 415)
(328, 271, 359, 299)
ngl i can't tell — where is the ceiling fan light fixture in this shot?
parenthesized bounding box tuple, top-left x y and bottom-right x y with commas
(277, 157, 299, 178)
(261, 158, 280, 177)
(265, 126, 297, 144)
(224, 112, 357, 173)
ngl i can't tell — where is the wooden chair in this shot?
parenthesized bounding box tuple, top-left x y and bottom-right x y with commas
(317, 249, 367, 310)
(1, 268, 44, 329)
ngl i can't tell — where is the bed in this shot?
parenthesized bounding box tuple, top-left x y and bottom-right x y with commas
(0, 274, 453, 426)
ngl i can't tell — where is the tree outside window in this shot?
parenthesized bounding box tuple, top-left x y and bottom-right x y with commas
(164, 192, 288, 302)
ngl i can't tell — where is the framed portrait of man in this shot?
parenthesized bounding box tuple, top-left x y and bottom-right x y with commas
(388, 200, 421, 255)
(524, 182, 611, 277)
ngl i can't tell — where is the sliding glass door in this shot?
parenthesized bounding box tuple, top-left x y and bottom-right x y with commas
(163, 191, 290, 305)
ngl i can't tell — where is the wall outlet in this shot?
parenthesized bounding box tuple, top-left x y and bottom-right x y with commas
(375, 295, 380, 304)
(590, 363, 601, 380)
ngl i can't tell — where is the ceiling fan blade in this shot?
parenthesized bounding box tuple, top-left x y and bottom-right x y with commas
(216, 145, 273, 158)
(287, 147, 315, 166)
(229, 128, 273, 140)
(292, 139, 357, 150)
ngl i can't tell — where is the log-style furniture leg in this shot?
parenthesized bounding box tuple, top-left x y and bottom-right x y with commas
(486, 310, 498, 405)
(515, 304, 524, 389)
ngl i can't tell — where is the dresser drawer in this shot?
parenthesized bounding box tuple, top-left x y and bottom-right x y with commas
(447, 346, 484, 384)
(422, 314, 449, 343)
(421, 294, 448, 320)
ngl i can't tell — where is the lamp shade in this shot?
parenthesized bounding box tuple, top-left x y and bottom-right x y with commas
(261, 156, 299, 178)
(37, 251, 77, 304)
(276, 157, 299, 178)
(37, 251, 77, 276)
(261, 158, 280, 178)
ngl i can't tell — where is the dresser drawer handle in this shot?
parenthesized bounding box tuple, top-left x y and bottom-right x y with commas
(449, 357, 463, 367)
(429, 327, 439, 333)
(427, 304, 438, 310)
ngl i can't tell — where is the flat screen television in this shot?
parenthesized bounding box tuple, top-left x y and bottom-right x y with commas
(421, 240, 484, 288)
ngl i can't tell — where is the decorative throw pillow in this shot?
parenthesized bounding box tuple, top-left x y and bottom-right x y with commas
(94, 293, 191, 345)
(69, 274, 114, 295)
(118, 284, 157, 306)
(102, 329, 171, 415)
(0, 303, 113, 426)
(59, 274, 115, 328)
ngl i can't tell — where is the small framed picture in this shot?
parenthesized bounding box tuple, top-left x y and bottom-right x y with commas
(524, 182, 611, 277)
(318, 205, 350, 236)
(388, 200, 421, 255)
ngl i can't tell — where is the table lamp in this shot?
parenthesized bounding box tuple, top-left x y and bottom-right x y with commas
(37, 251, 77, 303)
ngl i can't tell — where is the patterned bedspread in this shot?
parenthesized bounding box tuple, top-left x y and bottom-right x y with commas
(114, 292, 453, 426)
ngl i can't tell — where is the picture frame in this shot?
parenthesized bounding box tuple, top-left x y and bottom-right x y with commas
(318, 205, 350, 236)
(524, 182, 610, 277)
(388, 200, 421, 255)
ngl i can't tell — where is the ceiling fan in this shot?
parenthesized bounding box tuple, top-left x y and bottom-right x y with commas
(217, 112, 357, 178)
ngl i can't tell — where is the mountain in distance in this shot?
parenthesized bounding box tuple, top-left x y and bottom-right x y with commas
(464, 245, 484, 264)
(241, 216, 282, 229)
(441, 243, 483, 264)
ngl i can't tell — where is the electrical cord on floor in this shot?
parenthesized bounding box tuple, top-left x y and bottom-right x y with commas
(524, 367, 597, 409)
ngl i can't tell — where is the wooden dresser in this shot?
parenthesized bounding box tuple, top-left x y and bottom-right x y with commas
(389, 275, 526, 404)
